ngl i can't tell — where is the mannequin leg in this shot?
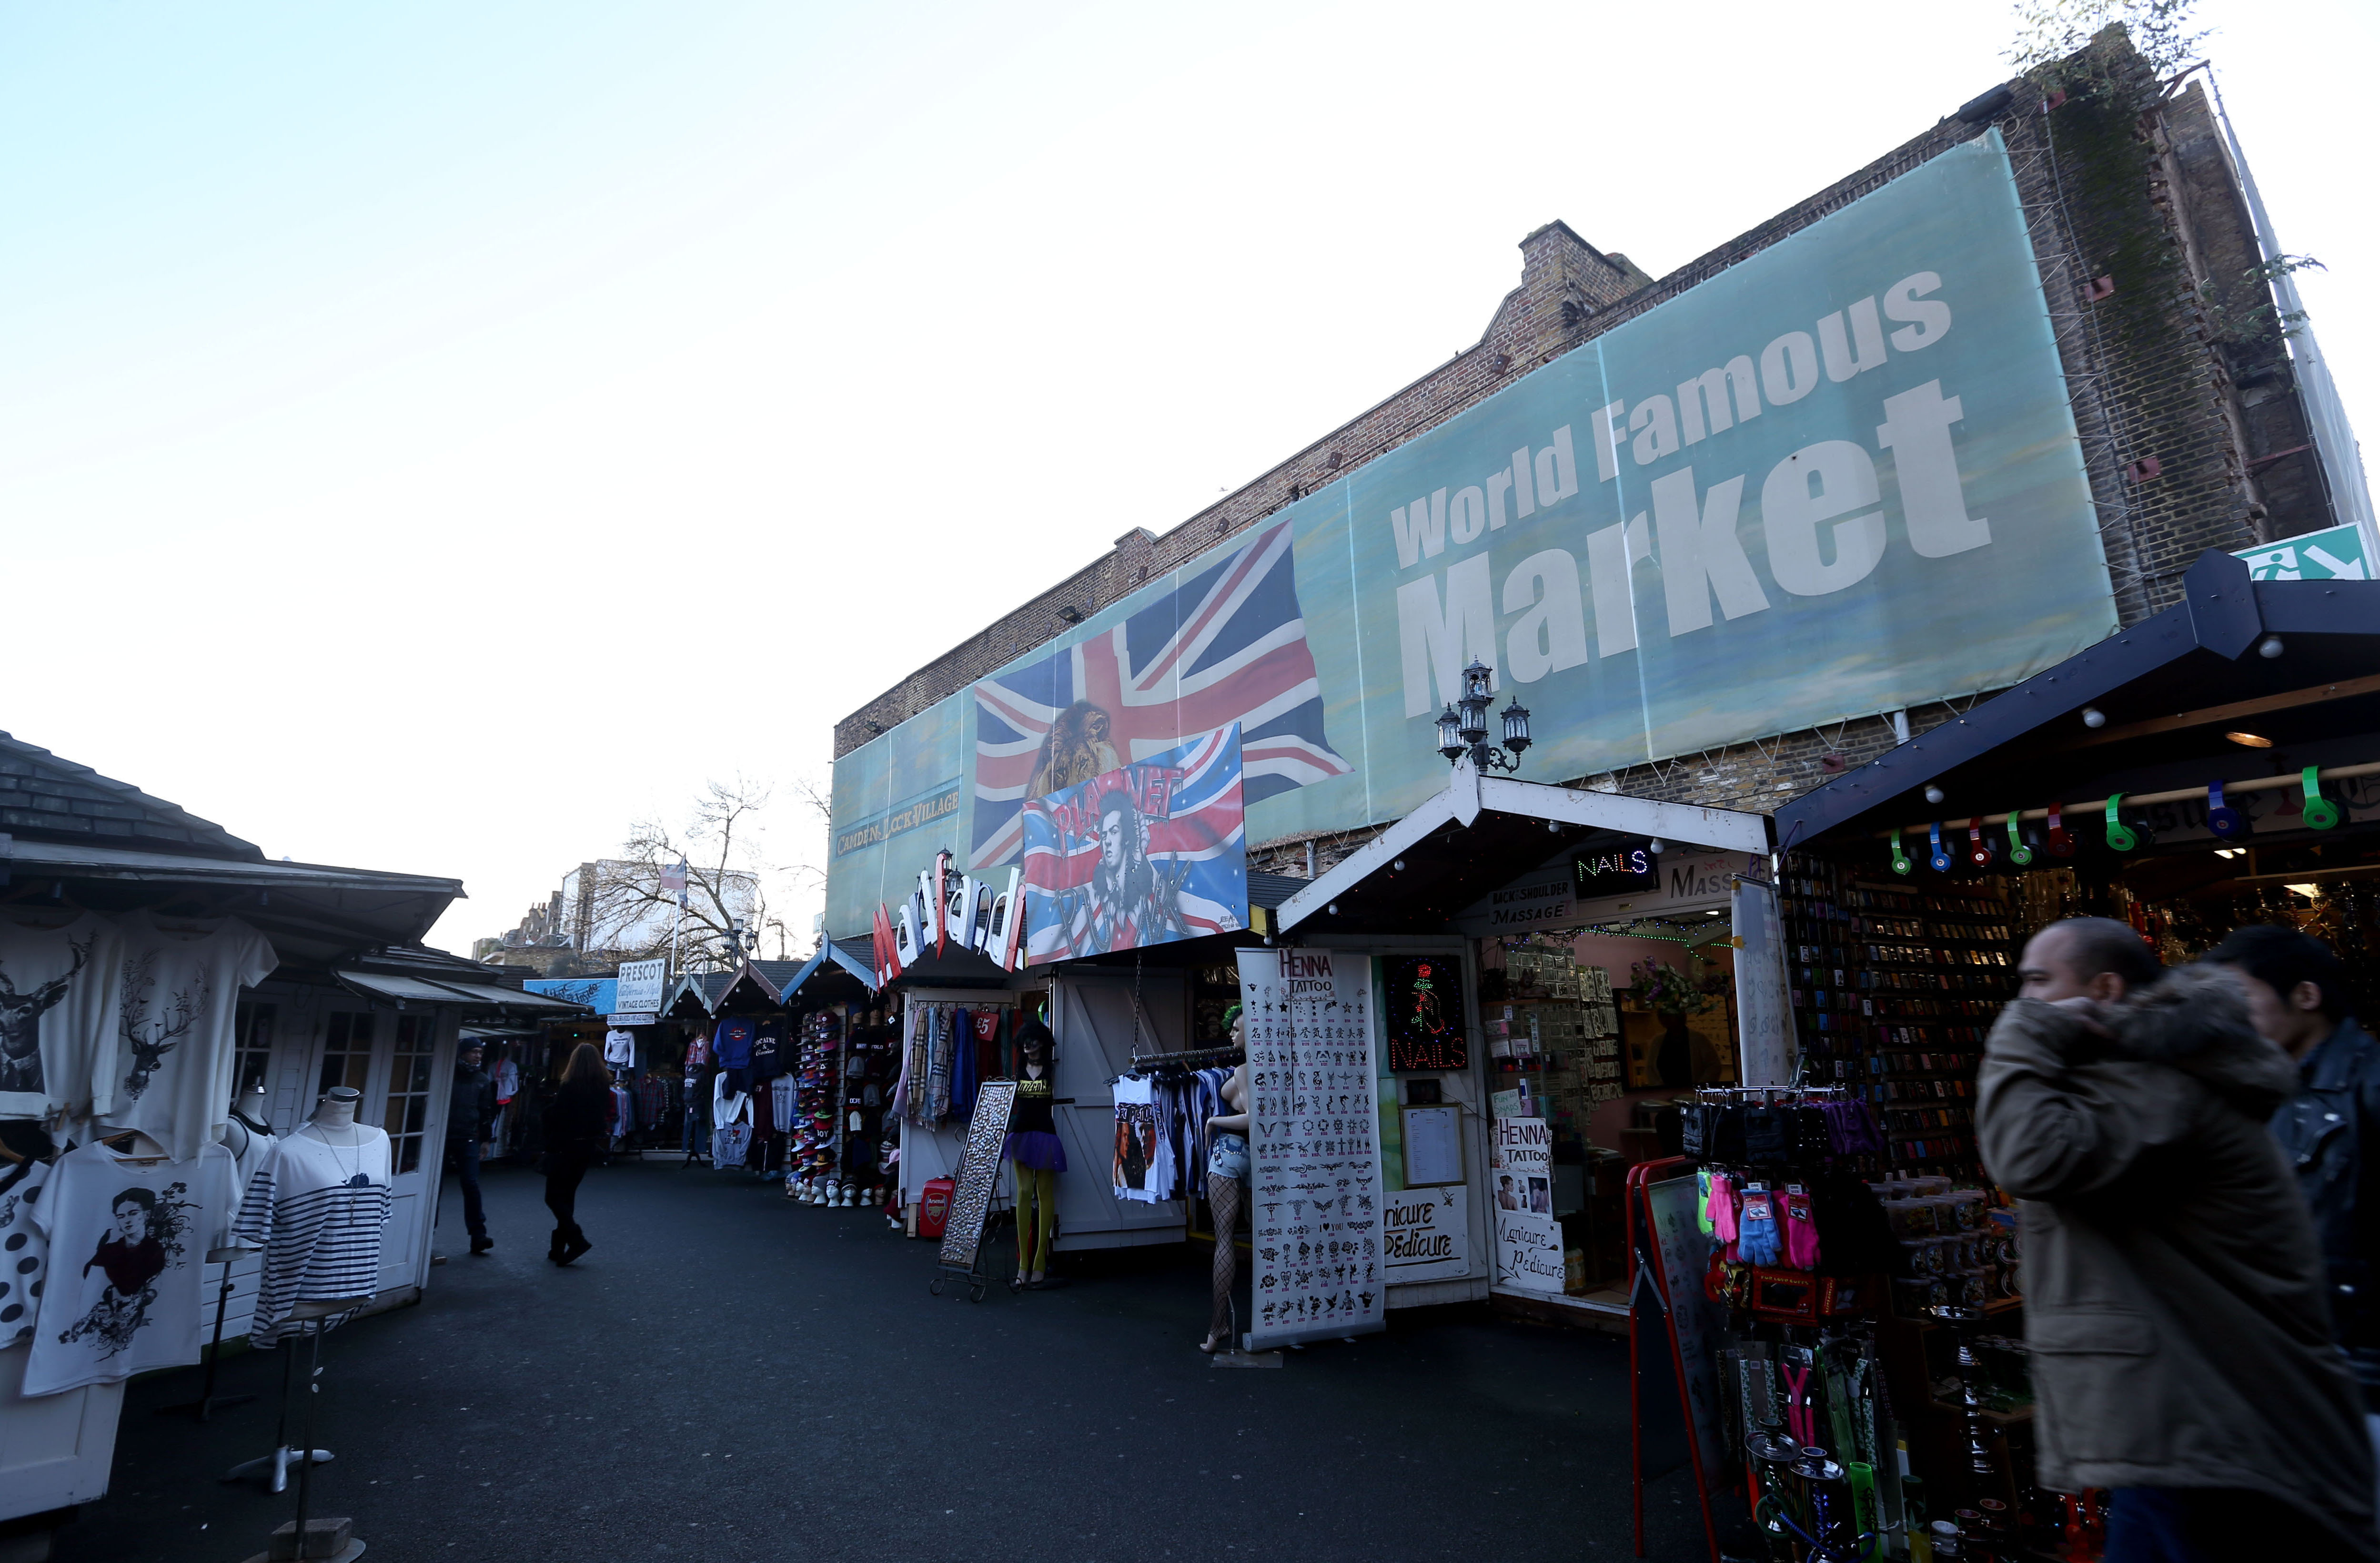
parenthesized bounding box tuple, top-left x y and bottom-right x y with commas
(1016, 1167, 1057, 1281)
(1010, 1162, 1035, 1281)
(1031, 1168, 1057, 1277)
(1202, 1173, 1241, 1352)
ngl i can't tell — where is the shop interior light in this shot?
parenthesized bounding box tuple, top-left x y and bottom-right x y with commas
(2226, 731, 2274, 748)
(2082, 707, 2107, 729)
(2214, 848, 2243, 860)
(1924, 785, 1946, 805)
(1392, 859, 1405, 872)
(2259, 635, 2285, 659)
(2287, 883, 2321, 900)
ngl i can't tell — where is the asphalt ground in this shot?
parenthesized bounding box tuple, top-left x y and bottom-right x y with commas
(56, 1157, 1714, 1563)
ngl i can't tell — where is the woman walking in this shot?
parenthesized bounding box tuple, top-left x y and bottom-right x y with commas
(542, 1042, 608, 1265)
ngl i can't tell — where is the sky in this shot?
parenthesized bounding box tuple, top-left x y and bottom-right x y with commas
(3, 0, 2371, 960)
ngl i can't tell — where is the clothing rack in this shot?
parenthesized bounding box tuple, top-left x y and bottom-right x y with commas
(1693, 1085, 1852, 1100)
(1121, 1043, 1244, 1074)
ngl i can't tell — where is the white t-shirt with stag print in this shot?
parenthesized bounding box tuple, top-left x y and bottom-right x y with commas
(0, 912, 124, 1126)
(97, 912, 278, 1163)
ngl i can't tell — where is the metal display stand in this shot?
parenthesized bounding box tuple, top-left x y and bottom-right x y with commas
(158, 1248, 258, 1422)
(929, 1081, 1016, 1304)
(223, 1299, 363, 1495)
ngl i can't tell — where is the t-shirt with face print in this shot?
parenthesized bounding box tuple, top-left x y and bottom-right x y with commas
(23, 1139, 238, 1396)
(97, 911, 279, 1163)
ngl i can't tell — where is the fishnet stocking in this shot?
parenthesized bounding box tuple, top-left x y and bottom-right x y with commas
(1207, 1173, 1242, 1346)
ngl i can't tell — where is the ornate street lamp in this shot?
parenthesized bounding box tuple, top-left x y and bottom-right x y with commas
(1436, 660, 1530, 773)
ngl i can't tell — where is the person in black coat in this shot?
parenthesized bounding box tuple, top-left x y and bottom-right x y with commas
(542, 1042, 610, 1266)
(2213, 924, 2380, 1406)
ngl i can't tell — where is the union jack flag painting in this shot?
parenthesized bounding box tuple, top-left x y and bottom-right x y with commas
(1020, 725, 1248, 964)
(970, 520, 1350, 871)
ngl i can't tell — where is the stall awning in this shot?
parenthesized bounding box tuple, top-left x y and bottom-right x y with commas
(336, 969, 592, 1013)
(337, 970, 480, 1005)
(428, 980, 587, 1012)
(1774, 549, 2380, 849)
(1277, 766, 1771, 934)
(779, 940, 880, 1002)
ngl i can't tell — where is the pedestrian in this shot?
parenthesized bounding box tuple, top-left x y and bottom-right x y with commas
(2209, 924, 2380, 1419)
(445, 1039, 498, 1256)
(542, 1041, 609, 1266)
(1978, 916, 2378, 1559)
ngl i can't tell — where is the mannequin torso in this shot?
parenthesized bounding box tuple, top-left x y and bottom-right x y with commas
(303, 1089, 373, 1147)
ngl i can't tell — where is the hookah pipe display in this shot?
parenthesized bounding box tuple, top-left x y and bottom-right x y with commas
(1747, 1431, 1880, 1563)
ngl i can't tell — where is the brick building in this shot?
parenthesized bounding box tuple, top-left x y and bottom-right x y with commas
(834, 41, 2359, 891)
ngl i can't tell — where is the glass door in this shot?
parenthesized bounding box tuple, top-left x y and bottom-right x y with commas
(375, 1013, 441, 1292)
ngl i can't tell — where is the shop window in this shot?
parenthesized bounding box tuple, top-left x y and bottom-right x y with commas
(382, 1014, 437, 1175)
(232, 1001, 277, 1101)
(318, 1011, 376, 1099)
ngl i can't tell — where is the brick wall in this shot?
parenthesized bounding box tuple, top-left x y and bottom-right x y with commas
(837, 37, 2337, 856)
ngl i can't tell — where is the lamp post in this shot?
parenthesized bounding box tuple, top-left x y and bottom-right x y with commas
(1435, 660, 1532, 773)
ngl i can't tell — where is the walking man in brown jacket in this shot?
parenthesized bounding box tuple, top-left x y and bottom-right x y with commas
(1978, 917, 2378, 1559)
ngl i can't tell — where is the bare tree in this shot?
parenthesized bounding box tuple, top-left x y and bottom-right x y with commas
(2007, 0, 2205, 83)
(591, 778, 779, 973)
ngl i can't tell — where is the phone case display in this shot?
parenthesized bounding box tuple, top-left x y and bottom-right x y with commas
(22, 1140, 240, 1395)
(1482, 939, 1624, 1140)
(1781, 857, 2013, 1179)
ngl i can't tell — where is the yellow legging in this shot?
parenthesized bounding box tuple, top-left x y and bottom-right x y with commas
(1013, 1164, 1058, 1274)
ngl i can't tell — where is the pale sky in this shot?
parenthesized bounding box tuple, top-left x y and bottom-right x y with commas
(4, 0, 2370, 959)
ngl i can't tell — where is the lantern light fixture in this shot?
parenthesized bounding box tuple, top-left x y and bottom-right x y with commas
(1432, 660, 1531, 773)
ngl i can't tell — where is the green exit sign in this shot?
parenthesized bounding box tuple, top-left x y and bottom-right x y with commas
(2236, 522, 2370, 581)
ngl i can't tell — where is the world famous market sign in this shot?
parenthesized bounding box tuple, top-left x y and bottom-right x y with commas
(828, 131, 2113, 941)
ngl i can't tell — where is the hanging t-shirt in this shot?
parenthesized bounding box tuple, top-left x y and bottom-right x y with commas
(23, 1140, 239, 1395)
(0, 911, 126, 1125)
(712, 1019, 755, 1072)
(769, 1074, 797, 1132)
(233, 1127, 393, 1348)
(603, 1030, 635, 1066)
(96, 911, 279, 1163)
(0, 1156, 53, 1346)
(1112, 1077, 1162, 1203)
(749, 1020, 786, 1082)
(492, 1057, 519, 1105)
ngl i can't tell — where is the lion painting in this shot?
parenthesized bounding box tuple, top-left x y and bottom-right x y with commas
(1027, 701, 1121, 800)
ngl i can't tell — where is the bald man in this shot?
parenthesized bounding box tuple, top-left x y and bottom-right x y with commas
(1980, 917, 2377, 1560)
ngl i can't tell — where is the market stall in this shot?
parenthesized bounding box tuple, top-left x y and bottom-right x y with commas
(1636, 548, 2380, 1559)
(0, 732, 585, 1546)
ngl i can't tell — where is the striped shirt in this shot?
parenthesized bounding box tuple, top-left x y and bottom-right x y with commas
(234, 1128, 390, 1347)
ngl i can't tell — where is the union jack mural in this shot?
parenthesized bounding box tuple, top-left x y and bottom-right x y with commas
(1019, 725, 1247, 964)
(970, 520, 1350, 871)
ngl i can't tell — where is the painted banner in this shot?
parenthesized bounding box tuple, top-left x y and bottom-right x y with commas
(829, 132, 2113, 936)
(1491, 1116, 1564, 1295)
(1019, 724, 1247, 964)
(1238, 948, 1386, 1349)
